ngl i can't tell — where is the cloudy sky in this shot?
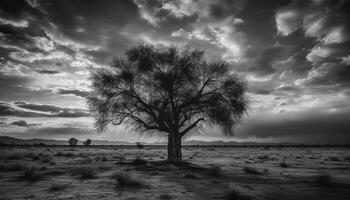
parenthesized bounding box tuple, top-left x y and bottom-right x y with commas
(0, 0, 349, 144)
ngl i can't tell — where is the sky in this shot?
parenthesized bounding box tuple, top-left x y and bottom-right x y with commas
(0, 0, 349, 144)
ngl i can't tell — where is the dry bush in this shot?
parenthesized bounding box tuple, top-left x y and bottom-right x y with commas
(184, 173, 198, 179)
(207, 166, 222, 177)
(243, 166, 264, 175)
(328, 155, 341, 162)
(112, 172, 144, 188)
(225, 186, 252, 200)
(75, 166, 97, 179)
(279, 161, 289, 168)
(49, 183, 69, 192)
(159, 194, 173, 200)
(315, 174, 332, 186)
(21, 167, 42, 181)
(131, 157, 148, 166)
(55, 151, 75, 157)
(0, 162, 24, 172)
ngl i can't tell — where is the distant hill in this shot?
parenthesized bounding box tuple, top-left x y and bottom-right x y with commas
(0, 136, 342, 146)
(0, 136, 133, 146)
(0, 136, 270, 146)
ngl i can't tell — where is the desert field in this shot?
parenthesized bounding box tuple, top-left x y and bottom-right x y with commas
(0, 146, 350, 200)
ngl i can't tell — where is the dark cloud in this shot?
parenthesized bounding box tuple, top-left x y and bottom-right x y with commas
(238, 111, 350, 145)
(27, 126, 94, 136)
(35, 69, 60, 74)
(56, 89, 90, 99)
(247, 45, 292, 76)
(0, 101, 89, 118)
(10, 120, 40, 127)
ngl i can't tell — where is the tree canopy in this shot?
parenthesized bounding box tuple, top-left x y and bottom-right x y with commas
(88, 43, 248, 162)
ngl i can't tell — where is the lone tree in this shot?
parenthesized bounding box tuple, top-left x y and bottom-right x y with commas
(89, 44, 248, 163)
(83, 139, 92, 146)
(68, 138, 78, 146)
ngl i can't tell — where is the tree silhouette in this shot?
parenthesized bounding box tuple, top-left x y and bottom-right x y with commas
(68, 138, 78, 146)
(89, 44, 248, 163)
(83, 139, 92, 146)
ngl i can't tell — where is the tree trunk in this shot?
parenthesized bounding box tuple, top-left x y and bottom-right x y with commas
(167, 133, 182, 163)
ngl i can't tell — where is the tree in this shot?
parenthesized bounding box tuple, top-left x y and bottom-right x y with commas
(136, 142, 144, 149)
(83, 139, 92, 146)
(68, 138, 78, 146)
(89, 44, 248, 163)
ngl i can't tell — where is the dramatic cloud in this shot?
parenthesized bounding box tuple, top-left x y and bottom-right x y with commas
(56, 89, 90, 99)
(0, 0, 349, 144)
(10, 120, 40, 127)
(0, 101, 89, 118)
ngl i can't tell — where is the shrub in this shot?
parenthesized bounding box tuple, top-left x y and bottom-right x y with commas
(184, 173, 198, 179)
(112, 172, 144, 188)
(55, 151, 75, 157)
(131, 157, 148, 166)
(328, 155, 341, 162)
(22, 167, 42, 181)
(315, 174, 332, 186)
(207, 166, 222, 177)
(159, 194, 172, 200)
(49, 183, 69, 192)
(136, 142, 144, 149)
(75, 166, 96, 179)
(279, 161, 289, 168)
(243, 166, 263, 175)
(0, 162, 24, 172)
(225, 188, 252, 200)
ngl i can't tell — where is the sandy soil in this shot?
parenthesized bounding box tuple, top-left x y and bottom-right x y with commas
(0, 146, 349, 200)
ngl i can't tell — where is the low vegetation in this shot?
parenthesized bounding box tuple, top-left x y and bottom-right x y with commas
(112, 172, 144, 188)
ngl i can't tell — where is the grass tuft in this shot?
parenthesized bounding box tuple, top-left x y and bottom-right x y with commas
(49, 183, 69, 192)
(207, 166, 222, 177)
(75, 166, 96, 179)
(112, 172, 144, 188)
(315, 174, 332, 186)
(243, 166, 264, 175)
(131, 157, 148, 166)
(21, 167, 42, 182)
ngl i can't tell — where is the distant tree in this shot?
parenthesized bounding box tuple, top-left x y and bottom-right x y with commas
(89, 44, 248, 163)
(83, 139, 92, 146)
(68, 138, 78, 147)
(136, 142, 144, 149)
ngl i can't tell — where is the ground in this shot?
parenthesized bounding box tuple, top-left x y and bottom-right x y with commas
(0, 146, 350, 200)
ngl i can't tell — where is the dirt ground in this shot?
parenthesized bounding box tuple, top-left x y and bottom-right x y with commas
(0, 146, 350, 200)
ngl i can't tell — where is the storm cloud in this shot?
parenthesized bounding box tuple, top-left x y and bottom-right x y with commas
(0, 0, 349, 143)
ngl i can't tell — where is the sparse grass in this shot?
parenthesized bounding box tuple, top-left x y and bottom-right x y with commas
(159, 194, 173, 200)
(225, 187, 252, 200)
(279, 161, 289, 168)
(79, 157, 93, 164)
(344, 154, 350, 161)
(75, 166, 96, 179)
(112, 172, 144, 188)
(315, 174, 332, 186)
(131, 157, 148, 166)
(55, 151, 75, 157)
(184, 173, 198, 179)
(21, 167, 42, 182)
(328, 155, 341, 162)
(243, 166, 264, 175)
(207, 166, 222, 177)
(0, 162, 24, 172)
(44, 169, 65, 176)
(49, 183, 69, 192)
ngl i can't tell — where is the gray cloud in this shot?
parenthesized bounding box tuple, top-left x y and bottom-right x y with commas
(0, 101, 89, 118)
(36, 69, 61, 74)
(56, 89, 90, 99)
(10, 120, 40, 127)
(238, 110, 350, 145)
